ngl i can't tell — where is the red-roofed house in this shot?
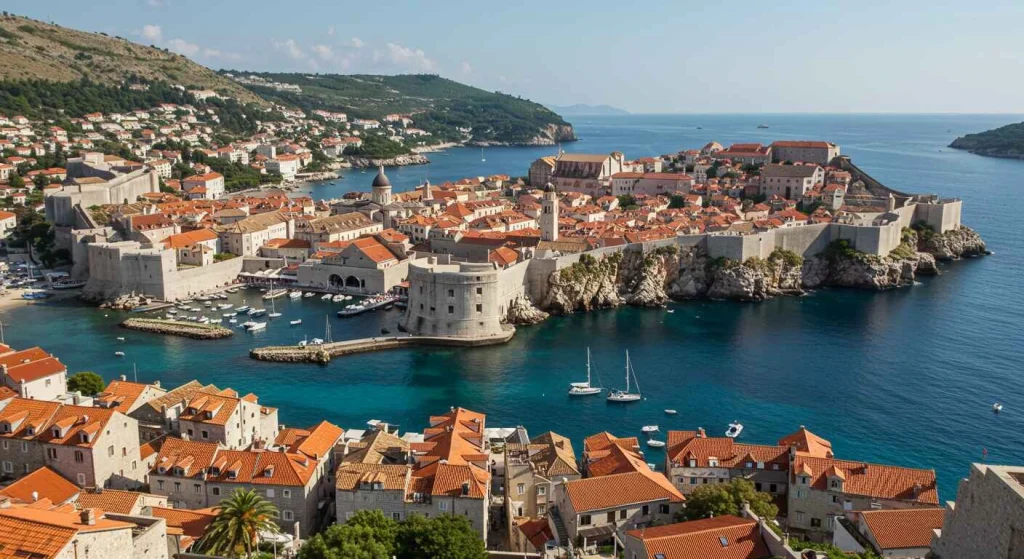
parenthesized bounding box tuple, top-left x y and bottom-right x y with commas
(664, 429, 789, 500)
(182, 172, 225, 200)
(0, 347, 68, 400)
(623, 515, 773, 559)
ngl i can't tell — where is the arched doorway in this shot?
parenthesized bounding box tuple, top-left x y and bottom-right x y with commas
(328, 274, 343, 289)
(345, 276, 362, 289)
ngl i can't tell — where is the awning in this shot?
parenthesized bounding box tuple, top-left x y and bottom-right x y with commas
(577, 524, 617, 540)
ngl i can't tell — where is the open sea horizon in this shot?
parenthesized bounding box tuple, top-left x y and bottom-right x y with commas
(4, 113, 1023, 501)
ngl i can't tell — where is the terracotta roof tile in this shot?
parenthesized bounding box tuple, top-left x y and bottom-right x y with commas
(859, 507, 945, 550)
(0, 467, 79, 505)
(335, 463, 409, 492)
(625, 515, 770, 559)
(778, 426, 834, 458)
(792, 455, 938, 504)
(565, 470, 684, 513)
(75, 489, 147, 514)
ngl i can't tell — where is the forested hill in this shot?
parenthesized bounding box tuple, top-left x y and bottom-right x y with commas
(0, 14, 264, 105)
(224, 72, 577, 145)
(949, 122, 1024, 159)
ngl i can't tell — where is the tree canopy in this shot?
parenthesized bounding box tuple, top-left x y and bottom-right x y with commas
(197, 489, 279, 558)
(67, 372, 106, 396)
(677, 478, 779, 522)
(299, 510, 485, 559)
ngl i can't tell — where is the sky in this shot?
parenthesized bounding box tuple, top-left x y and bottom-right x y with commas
(13, 1, 1024, 113)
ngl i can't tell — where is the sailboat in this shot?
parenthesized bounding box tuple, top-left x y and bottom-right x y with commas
(480, 147, 486, 162)
(607, 350, 642, 403)
(568, 348, 602, 396)
(268, 292, 282, 319)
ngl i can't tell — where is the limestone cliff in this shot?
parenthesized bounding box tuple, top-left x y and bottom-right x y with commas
(504, 296, 549, 325)
(540, 253, 623, 313)
(918, 225, 987, 260)
(343, 154, 429, 168)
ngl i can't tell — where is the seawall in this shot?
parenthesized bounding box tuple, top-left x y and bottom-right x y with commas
(249, 330, 515, 364)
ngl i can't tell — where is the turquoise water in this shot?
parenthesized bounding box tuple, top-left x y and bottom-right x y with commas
(3, 114, 1024, 500)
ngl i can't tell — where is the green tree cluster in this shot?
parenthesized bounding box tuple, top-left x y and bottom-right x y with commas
(676, 478, 779, 522)
(197, 489, 280, 558)
(67, 372, 106, 396)
(299, 510, 486, 559)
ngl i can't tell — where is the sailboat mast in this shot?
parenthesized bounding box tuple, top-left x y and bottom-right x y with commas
(625, 350, 630, 392)
(586, 347, 592, 385)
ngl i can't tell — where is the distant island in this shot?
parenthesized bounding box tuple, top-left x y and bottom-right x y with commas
(546, 103, 630, 116)
(949, 121, 1024, 159)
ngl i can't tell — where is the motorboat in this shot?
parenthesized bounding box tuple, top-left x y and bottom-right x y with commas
(236, 306, 251, 314)
(210, 318, 222, 324)
(218, 303, 233, 310)
(332, 295, 345, 302)
(289, 290, 302, 299)
(250, 309, 267, 317)
(304, 292, 315, 298)
(290, 319, 302, 326)
(310, 338, 324, 345)
(994, 403, 1003, 412)
(114, 351, 125, 357)
(641, 425, 659, 433)
(321, 294, 333, 300)
(223, 312, 235, 317)
(116, 336, 125, 342)
(228, 317, 238, 324)
(569, 348, 603, 396)
(263, 289, 288, 300)
(664, 409, 678, 415)
(246, 322, 267, 331)
(646, 440, 666, 448)
(607, 351, 642, 403)
(726, 422, 744, 438)
(168, 309, 178, 315)
(268, 312, 282, 319)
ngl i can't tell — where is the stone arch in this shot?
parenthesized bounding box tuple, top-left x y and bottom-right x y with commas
(328, 274, 343, 288)
(345, 275, 362, 288)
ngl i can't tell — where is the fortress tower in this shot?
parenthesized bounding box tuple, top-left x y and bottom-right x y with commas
(540, 183, 559, 242)
(371, 165, 392, 206)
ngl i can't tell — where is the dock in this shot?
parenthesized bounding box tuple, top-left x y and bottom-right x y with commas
(249, 330, 515, 364)
(122, 318, 233, 339)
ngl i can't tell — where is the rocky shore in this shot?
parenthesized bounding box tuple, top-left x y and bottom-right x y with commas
(537, 226, 987, 313)
(470, 124, 577, 147)
(344, 154, 429, 168)
(121, 318, 233, 339)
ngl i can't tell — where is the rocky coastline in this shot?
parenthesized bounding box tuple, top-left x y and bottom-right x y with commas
(530, 226, 987, 316)
(344, 154, 430, 168)
(469, 123, 578, 147)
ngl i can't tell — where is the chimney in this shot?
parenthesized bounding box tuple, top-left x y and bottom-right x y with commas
(31, 491, 38, 502)
(120, 374, 127, 381)
(0, 496, 10, 509)
(153, 380, 161, 388)
(80, 509, 96, 526)
(697, 427, 706, 438)
(181, 432, 190, 441)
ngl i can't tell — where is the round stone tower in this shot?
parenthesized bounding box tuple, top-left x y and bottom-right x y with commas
(371, 165, 392, 206)
(541, 182, 559, 242)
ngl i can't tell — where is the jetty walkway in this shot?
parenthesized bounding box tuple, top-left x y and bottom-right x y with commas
(249, 331, 514, 364)
(121, 318, 233, 339)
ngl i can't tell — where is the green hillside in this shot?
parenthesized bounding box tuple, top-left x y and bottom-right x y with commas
(226, 72, 576, 145)
(949, 122, 1024, 159)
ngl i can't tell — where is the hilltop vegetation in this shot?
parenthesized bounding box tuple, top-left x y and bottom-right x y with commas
(227, 72, 576, 145)
(949, 121, 1024, 159)
(0, 13, 264, 105)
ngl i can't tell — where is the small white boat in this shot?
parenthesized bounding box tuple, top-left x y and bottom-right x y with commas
(236, 305, 251, 313)
(116, 336, 125, 342)
(641, 425, 659, 433)
(646, 440, 666, 448)
(250, 309, 266, 317)
(304, 292, 315, 298)
(218, 303, 233, 310)
(289, 291, 302, 299)
(310, 338, 324, 345)
(332, 295, 345, 302)
(607, 351, 642, 403)
(210, 318, 222, 324)
(993, 403, 1003, 412)
(198, 317, 210, 324)
(268, 312, 282, 319)
(344, 295, 353, 301)
(114, 351, 125, 357)
(666, 309, 675, 313)
(223, 312, 235, 317)
(228, 317, 238, 324)
(246, 322, 267, 331)
(726, 422, 744, 438)
(569, 348, 603, 396)
(167, 309, 178, 315)
(321, 294, 333, 300)
(290, 319, 302, 326)
(664, 409, 678, 415)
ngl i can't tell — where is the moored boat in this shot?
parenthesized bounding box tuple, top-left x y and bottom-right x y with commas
(607, 350, 642, 403)
(726, 422, 744, 438)
(569, 347, 603, 396)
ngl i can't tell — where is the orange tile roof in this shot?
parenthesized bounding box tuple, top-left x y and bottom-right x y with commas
(625, 515, 770, 559)
(293, 420, 343, 460)
(565, 470, 684, 513)
(0, 513, 78, 558)
(666, 432, 788, 470)
(94, 380, 153, 410)
(858, 508, 945, 550)
(0, 399, 61, 440)
(151, 506, 216, 550)
(517, 517, 554, 550)
(163, 228, 218, 249)
(207, 450, 259, 484)
(335, 463, 409, 492)
(792, 456, 938, 504)
(350, 237, 398, 264)
(5, 357, 66, 383)
(584, 431, 640, 455)
(179, 393, 239, 426)
(588, 443, 648, 477)
(75, 489, 147, 514)
(422, 462, 489, 499)
(0, 467, 79, 505)
(778, 426, 833, 458)
(488, 246, 519, 267)
(153, 437, 220, 477)
(0, 347, 51, 369)
(0, 386, 16, 402)
(39, 405, 118, 449)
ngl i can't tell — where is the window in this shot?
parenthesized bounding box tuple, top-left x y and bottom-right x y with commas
(266, 489, 275, 498)
(174, 482, 181, 492)
(212, 487, 221, 496)
(392, 512, 401, 521)
(47, 448, 57, 460)
(77, 473, 87, 485)
(476, 287, 482, 295)
(659, 504, 670, 515)
(796, 511, 805, 523)
(74, 451, 84, 463)
(476, 304, 482, 313)
(745, 461, 753, 469)
(689, 477, 697, 485)
(830, 479, 841, 489)
(832, 495, 839, 503)
(194, 484, 202, 494)
(447, 289, 454, 297)
(579, 514, 591, 526)
(157, 480, 164, 490)
(1, 461, 11, 473)
(810, 518, 822, 528)
(757, 461, 764, 470)
(755, 483, 762, 492)
(619, 509, 627, 520)
(517, 483, 525, 496)
(283, 489, 291, 498)
(607, 512, 616, 523)
(447, 305, 454, 314)
(719, 536, 729, 547)
(283, 510, 294, 521)
(641, 505, 650, 516)
(0, 441, 5, 450)
(439, 500, 449, 512)
(538, 504, 546, 515)
(537, 485, 546, 496)
(20, 442, 28, 453)
(201, 430, 209, 440)
(826, 516, 835, 529)
(187, 429, 194, 437)
(769, 484, 777, 494)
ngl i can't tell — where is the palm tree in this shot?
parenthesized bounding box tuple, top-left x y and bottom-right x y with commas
(198, 488, 280, 557)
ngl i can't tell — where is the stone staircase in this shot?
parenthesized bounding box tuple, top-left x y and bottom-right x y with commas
(548, 505, 570, 545)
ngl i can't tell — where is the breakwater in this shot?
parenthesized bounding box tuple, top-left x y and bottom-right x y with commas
(249, 332, 514, 364)
(121, 318, 233, 339)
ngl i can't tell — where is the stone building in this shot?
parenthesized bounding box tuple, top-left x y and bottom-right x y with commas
(760, 164, 824, 200)
(529, 156, 556, 187)
(0, 500, 155, 559)
(504, 431, 580, 551)
(293, 213, 383, 246)
(177, 389, 279, 450)
(771, 140, 840, 165)
(0, 346, 68, 401)
(335, 407, 491, 541)
(540, 184, 559, 242)
(664, 428, 789, 499)
(215, 211, 294, 256)
(297, 235, 411, 294)
(622, 515, 773, 559)
(549, 152, 625, 195)
(832, 507, 944, 558)
(930, 463, 1024, 559)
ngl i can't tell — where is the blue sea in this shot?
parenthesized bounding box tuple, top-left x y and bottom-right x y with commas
(3, 114, 1023, 500)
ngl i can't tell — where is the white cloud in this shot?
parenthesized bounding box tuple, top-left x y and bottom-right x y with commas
(167, 38, 200, 57)
(311, 44, 334, 61)
(346, 37, 365, 49)
(272, 39, 306, 60)
(139, 24, 162, 43)
(203, 48, 243, 62)
(384, 42, 435, 71)
(460, 61, 472, 74)
(327, 26, 335, 36)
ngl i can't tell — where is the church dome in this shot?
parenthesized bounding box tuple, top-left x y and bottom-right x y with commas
(372, 165, 391, 188)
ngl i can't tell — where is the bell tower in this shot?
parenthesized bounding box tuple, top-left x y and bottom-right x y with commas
(541, 183, 558, 242)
